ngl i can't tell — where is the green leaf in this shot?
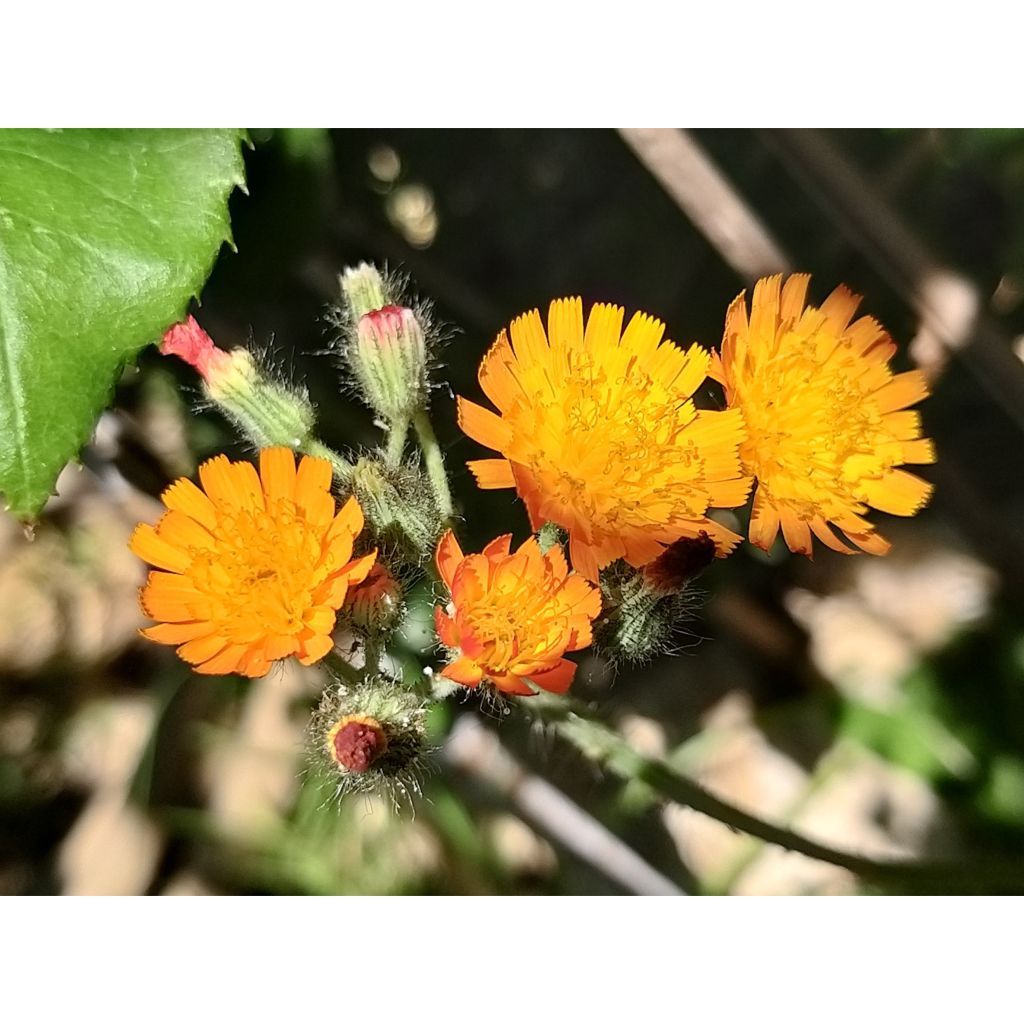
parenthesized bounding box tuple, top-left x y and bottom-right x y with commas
(0, 128, 246, 518)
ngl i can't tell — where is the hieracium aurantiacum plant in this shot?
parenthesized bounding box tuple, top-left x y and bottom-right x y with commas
(130, 263, 934, 805)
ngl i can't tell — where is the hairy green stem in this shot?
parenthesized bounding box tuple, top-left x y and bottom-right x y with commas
(385, 417, 409, 468)
(533, 695, 1024, 894)
(412, 408, 453, 521)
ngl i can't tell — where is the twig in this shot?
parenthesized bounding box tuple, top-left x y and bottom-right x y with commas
(536, 696, 1024, 894)
(444, 715, 687, 896)
(619, 128, 791, 280)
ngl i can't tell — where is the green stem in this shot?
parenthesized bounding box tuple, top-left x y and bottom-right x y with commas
(363, 635, 382, 679)
(385, 417, 409, 468)
(305, 440, 353, 483)
(412, 408, 453, 521)
(533, 695, 1024, 893)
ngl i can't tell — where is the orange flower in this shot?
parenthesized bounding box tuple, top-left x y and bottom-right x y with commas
(458, 298, 750, 581)
(433, 530, 601, 696)
(711, 274, 935, 556)
(130, 448, 375, 677)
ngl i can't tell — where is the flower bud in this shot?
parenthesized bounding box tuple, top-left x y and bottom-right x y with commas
(352, 305, 429, 422)
(641, 532, 717, 595)
(593, 550, 705, 665)
(311, 677, 432, 803)
(161, 317, 316, 451)
(340, 262, 389, 320)
(344, 562, 404, 634)
(350, 457, 441, 558)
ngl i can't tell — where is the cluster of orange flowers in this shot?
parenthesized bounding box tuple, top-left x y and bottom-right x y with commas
(132, 274, 933, 696)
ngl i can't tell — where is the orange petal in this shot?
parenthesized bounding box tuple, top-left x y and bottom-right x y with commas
(478, 330, 524, 411)
(748, 489, 780, 552)
(508, 308, 550, 368)
(482, 534, 513, 560)
(749, 275, 782, 341)
(434, 606, 459, 648)
(327, 495, 363, 544)
(140, 621, 212, 645)
(161, 477, 217, 530)
(861, 470, 933, 516)
(583, 302, 625, 353)
(436, 530, 464, 589)
(809, 518, 856, 555)
(569, 534, 603, 583)
(620, 310, 666, 362)
(874, 370, 929, 414)
(130, 524, 192, 573)
(467, 458, 516, 490)
(259, 447, 297, 503)
(780, 274, 811, 323)
(819, 283, 861, 334)
(199, 455, 262, 510)
(441, 656, 484, 686)
(298, 634, 334, 665)
(156, 510, 213, 550)
(339, 550, 377, 591)
(779, 510, 813, 557)
(457, 397, 513, 452)
(178, 634, 229, 666)
(194, 644, 248, 676)
(528, 658, 576, 694)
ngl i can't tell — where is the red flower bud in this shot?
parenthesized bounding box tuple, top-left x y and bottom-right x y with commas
(160, 316, 234, 380)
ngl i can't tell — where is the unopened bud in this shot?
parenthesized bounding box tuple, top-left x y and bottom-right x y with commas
(350, 457, 440, 557)
(340, 262, 389, 320)
(593, 549, 704, 665)
(160, 318, 315, 451)
(641, 532, 717, 595)
(345, 563, 403, 633)
(352, 305, 429, 422)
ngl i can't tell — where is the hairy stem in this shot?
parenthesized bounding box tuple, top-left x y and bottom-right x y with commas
(533, 695, 1024, 894)
(385, 417, 409, 468)
(412, 408, 453, 521)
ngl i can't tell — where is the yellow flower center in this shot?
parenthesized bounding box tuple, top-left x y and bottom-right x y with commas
(514, 354, 712, 532)
(734, 329, 898, 520)
(186, 499, 331, 640)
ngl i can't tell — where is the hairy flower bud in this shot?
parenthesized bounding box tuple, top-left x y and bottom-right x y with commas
(593, 552, 703, 666)
(161, 317, 316, 451)
(344, 562, 404, 634)
(340, 262, 389, 321)
(352, 305, 429, 422)
(350, 457, 441, 557)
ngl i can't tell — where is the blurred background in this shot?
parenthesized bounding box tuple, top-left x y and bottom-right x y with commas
(2, 128, 1023, 895)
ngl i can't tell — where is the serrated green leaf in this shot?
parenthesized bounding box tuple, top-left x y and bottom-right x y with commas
(0, 128, 246, 518)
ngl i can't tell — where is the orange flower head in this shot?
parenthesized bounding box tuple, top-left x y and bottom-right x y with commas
(433, 530, 601, 696)
(711, 274, 936, 557)
(458, 298, 751, 581)
(130, 448, 376, 677)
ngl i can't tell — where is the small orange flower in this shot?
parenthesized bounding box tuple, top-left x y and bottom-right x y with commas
(711, 274, 935, 556)
(458, 298, 750, 581)
(130, 448, 375, 677)
(434, 530, 601, 696)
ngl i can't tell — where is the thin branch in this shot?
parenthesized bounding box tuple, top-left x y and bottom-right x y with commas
(444, 715, 687, 896)
(536, 696, 1024, 894)
(619, 128, 791, 280)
